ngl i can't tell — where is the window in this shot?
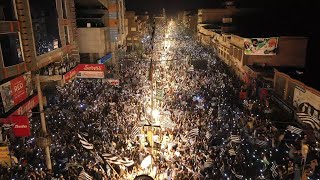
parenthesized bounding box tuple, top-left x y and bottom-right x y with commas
(133, 37, 138, 40)
(127, 37, 132, 40)
(0, 0, 16, 21)
(0, 33, 23, 67)
(61, 0, 67, 19)
(64, 26, 69, 45)
(131, 27, 136, 31)
(29, 0, 61, 55)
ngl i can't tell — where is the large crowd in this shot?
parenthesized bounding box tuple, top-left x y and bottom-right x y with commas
(0, 19, 319, 180)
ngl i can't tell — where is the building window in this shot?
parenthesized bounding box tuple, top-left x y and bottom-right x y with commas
(0, 33, 23, 67)
(61, 0, 67, 19)
(64, 26, 69, 45)
(29, 0, 61, 55)
(0, 0, 16, 21)
(131, 27, 136, 31)
(133, 37, 138, 40)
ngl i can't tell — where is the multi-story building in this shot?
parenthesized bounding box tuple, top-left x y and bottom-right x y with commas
(76, 0, 126, 71)
(273, 68, 320, 140)
(1, 0, 79, 118)
(183, 11, 198, 36)
(125, 11, 139, 51)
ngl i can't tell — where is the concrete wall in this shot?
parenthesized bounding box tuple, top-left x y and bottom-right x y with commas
(198, 8, 239, 24)
(78, 28, 108, 54)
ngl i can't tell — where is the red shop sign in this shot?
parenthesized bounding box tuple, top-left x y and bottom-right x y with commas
(64, 67, 78, 83)
(10, 75, 27, 104)
(11, 115, 31, 137)
(77, 64, 105, 72)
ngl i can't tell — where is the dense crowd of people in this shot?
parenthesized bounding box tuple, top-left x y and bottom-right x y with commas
(0, 19, 319, 180)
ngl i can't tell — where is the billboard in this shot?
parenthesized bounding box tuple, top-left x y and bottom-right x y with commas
(11, 115, 31, 137)
(243, 37, 278, 55)
(76, 64, 105, 79)
(63, 66, 78, 83)
(77, 64, 105, 72)
(293, 87, 320, 120)
(0, 74, 33, 112)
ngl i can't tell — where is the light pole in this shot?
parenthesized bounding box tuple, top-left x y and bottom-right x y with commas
(35, 74, 52, 171)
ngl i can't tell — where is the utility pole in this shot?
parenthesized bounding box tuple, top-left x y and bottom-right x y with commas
(35, 74, 52, 171)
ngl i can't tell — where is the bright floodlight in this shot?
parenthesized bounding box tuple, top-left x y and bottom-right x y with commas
(152, 109, 160, 119)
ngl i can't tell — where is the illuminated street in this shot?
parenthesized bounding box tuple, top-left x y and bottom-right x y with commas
(1, 0, 320, 180)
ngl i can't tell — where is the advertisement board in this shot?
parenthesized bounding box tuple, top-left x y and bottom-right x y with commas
(0, 74, 32, 112)
(293, 87, 320, 120)
(243, 37, 278, 55)
(63, 66, 78, 83)
(0, 146, 11, 167)
(77, 64, 105, 72)
(11, 115, 31, 137)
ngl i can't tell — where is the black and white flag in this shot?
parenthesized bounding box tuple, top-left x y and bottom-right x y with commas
(204, 158, 214, 168)
(286, 125, 302, 135)
(255, 139, 268, 147)
(102, 153, 134, 167)
(78, 170, 93, 180)
(270, 162, 278, 178)
(297, 112, 320, 130)
(130, 125, 142, 139)
(231, 169, 243, 179)
(229, 135, 241, 143)
(229, 149, 236, 156)
(188, 128, 199, 139)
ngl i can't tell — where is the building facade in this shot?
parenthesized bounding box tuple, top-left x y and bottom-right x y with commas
(0, 0, 79, 115)
(125, 11, 151, 51)
(75, 0, 126, 74)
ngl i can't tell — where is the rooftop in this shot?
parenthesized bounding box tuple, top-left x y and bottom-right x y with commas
(275, 66, 306, 83)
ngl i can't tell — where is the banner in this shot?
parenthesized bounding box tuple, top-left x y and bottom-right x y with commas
(11, 115, 31, 137)
(98, 53, 112, 64)
(0, 75, 31, 112)
(244, 37, 278, 55)
(293, 87, 320, 121)
(77, 64, 105, 72)
(0, 146, 11, 167)
(63, 66, 78, 83)
(77, 71, 105, 79)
